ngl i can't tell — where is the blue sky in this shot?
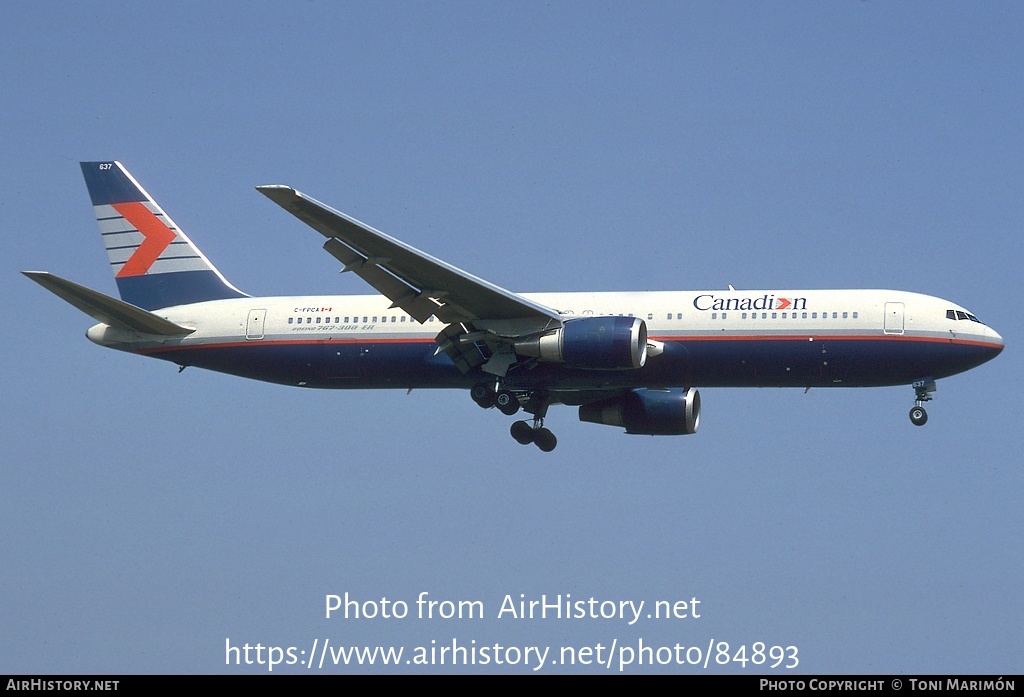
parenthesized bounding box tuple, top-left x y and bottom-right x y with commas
(2, 1, 1020, 674)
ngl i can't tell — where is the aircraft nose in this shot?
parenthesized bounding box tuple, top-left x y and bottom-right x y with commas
(986, 326, 1004, 355)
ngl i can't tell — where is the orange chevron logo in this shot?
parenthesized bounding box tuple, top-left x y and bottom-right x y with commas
(112, 202, 176, 277)
(775, 297, 792, 310)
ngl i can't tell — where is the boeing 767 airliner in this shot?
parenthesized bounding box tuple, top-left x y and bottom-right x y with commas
(24, 162, 1004, 451)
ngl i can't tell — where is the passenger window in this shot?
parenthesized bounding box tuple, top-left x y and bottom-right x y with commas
(842, 312, 848, 319)
(288, 317, 294, 324)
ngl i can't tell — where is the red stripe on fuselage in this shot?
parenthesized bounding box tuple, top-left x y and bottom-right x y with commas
(649, 334, 1003, 349)
(135, 333, 1002, 355)
(138, 336, 434, 355)
(112, 202, 177, 278)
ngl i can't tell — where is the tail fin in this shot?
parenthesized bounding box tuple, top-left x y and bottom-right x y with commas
(80, 161, 247, 310)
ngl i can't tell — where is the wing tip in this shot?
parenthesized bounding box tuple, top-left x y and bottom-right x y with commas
(255, 185, 300, 205)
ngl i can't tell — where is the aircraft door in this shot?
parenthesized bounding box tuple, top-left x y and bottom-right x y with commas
(246, 309, 267, 340)
(884, 302, 904, 335)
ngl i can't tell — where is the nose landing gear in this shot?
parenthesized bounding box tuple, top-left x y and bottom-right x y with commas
(909, 378, 936, 426)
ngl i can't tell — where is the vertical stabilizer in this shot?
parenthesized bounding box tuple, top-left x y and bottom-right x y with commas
(80, 161, 247, 310)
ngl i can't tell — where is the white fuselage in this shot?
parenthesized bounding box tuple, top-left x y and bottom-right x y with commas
(87, 288, 1003, 392)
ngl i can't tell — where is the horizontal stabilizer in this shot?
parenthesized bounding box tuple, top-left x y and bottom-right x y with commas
(23, 271, 195, 336)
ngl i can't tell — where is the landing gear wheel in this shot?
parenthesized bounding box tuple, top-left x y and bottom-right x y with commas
(471, 383, 495, 409)
(506, 389, 556, 451)
(495, 390, 520, 416)
(909, 406, 928, 426)
(510, 420, 534, 445)
(909, 378, 935, 427)
(533, 428, 557, 452)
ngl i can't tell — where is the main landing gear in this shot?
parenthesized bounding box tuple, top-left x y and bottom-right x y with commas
(471, 383, 520, 415)
(472, 381, 557, 451)
(510, 418, 557, 452)
(909, 378, 936, 427)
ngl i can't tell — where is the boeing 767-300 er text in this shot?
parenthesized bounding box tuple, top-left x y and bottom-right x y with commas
(24, 162, 1004, 451)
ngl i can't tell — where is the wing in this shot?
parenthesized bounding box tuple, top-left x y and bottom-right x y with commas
(256, 186, 561, 326)
(257, 185, 564, 375)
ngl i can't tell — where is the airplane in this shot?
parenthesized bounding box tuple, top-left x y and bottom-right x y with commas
(25, 161, 1004, 452)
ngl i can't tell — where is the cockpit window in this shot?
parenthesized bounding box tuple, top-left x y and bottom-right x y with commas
(947, 308, 983, 323)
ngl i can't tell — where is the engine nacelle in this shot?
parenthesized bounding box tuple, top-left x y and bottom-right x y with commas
(514, 316, 648, 370)
(579, 387, 700, 435)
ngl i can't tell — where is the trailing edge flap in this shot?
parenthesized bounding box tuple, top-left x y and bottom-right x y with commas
(255, 185, 562, 328)
(23, 271, 195, 336)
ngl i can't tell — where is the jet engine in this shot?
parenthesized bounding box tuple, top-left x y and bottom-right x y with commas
(514, 316, 647, 370)
(578, 387, 700, 435)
